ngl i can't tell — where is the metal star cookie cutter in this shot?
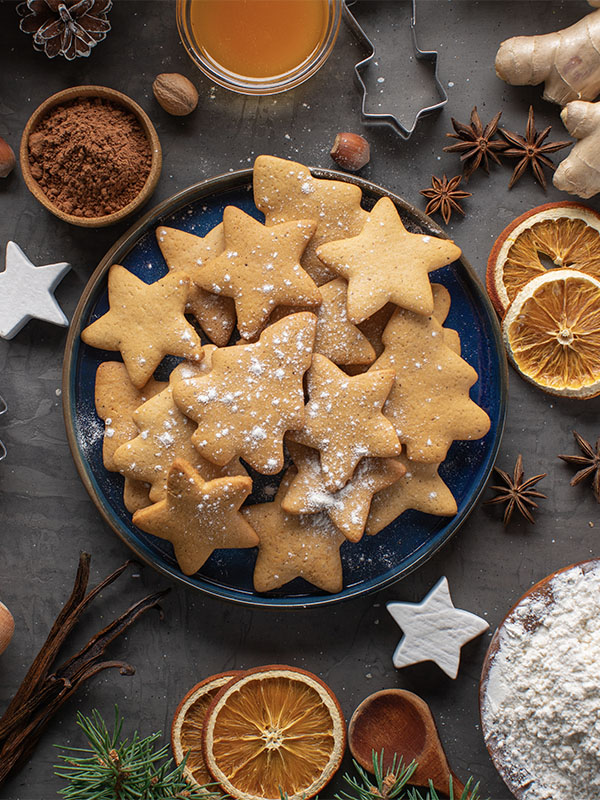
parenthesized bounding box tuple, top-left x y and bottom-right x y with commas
(0, 395, 6, 461)
(344, 0, 448, 140)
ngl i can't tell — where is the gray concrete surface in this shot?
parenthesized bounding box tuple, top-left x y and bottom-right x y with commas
(1, 1, 599, 797)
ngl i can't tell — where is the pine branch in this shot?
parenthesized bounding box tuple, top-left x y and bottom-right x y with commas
(335, 750, 485, 800)
(55, 707, 221, 800)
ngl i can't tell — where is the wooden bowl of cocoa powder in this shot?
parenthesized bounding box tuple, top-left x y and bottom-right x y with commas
(20, 85, 162, 228)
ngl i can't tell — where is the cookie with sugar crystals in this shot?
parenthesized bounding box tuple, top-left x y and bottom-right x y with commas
(113, 352, 245, 503)
(173, 312, 317, 474)
(195, 206, 321, 341)
(365, 455, 457, 535)
(270, 278, 376, 366)
(156, 224, 236, 346)
(288, 353, 400, 491)
(133, 459, 257, 576)
(316, 196, 462, 323)
(254, 155, 368, 286)
(81, 265, 203, 388)
(283, 441, 406, 542)
(95, 361, 164, 471)
(432, 283, 461, 355)
(94, 361, 165, 513)
(243, 469, 346, 594)
(372, 306, 490, 463)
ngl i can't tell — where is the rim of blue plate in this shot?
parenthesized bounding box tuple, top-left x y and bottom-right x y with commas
(62, 166, 508, 610)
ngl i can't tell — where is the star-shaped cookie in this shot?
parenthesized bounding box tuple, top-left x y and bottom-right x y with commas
(254, 155, 369, 286)
(173, 312, 317, 474)
(270, 278, 376, 366)
(133, 459, 257, 576)
(283, 442, 405, 542)
(387, 577, 489, 679)
(0, 241, 70, 339)
(81, 265, 203, 388)
(113, 354, 245, 502)
(372, 307, 490, 463)
(195, 206, 321, 340)
(156, 224, 236, 346)
(288, 353, 400, 491)
(316, 197, 462, 323)
(365, 455, 457, 536)
(243, 469, 346, 594)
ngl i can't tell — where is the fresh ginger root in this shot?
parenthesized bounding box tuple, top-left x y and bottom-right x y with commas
(495, 9, 600, 105)
(553, 100, 600, 198)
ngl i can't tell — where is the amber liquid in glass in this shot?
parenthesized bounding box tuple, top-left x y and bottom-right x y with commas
(189, 0, 328, 79)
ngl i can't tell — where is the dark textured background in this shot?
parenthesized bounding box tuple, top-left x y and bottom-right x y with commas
(1, 1, 599, 798)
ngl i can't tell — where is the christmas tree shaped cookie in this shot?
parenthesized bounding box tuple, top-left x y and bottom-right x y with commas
(156, 224, 236, 347)
(173, 312, 317, 474)
(243, 469, 346, 594)
(195, 206, 321, 340)
(133, 459, 257, 576)
(372, 308, 490, 463)
(316, 197, 462, 323)
(113, 354, 245, 503)
(81, 265, 203, 388)
(254, 155, 368, 286)
(94, 361, 165, 512)
(288, 353, 400, 491)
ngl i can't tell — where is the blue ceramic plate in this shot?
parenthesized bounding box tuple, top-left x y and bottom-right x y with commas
(63, 168, 507, 608)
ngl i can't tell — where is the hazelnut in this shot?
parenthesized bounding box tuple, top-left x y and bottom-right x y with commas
(152, 73, 199, 117)
(330, 132, 370, 172)
(0, 601, 14, 656)
(0, 136, 16, 178)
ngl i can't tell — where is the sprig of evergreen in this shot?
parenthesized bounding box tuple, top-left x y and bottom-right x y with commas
(335, 750, 485, 800)
(55, 707, 221, 800)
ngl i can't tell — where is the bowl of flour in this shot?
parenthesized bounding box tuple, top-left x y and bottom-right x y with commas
(480, 559, 600, 800)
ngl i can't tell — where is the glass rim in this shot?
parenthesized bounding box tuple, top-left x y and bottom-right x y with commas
(176, 0, 343, 96)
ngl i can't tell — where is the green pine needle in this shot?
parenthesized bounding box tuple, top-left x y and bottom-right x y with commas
(55, 707, 221, 800)
(335, 750, 486, 800)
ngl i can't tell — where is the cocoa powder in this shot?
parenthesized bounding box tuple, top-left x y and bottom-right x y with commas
(28, 97, 152, 218)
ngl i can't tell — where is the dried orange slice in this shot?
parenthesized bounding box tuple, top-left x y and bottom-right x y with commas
(503, 269, 600, 398)
(171, 671, 243, 789)
(202, 664, 346, 800)
(487, 202, 600, 316)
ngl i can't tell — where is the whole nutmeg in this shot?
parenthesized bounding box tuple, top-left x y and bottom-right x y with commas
(153, 73, 199, 116)
(0, 601, 14, 655)
(0, 136, 16, 178)
(330, 132, 370, 172)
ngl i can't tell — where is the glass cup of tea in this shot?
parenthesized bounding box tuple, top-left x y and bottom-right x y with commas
(176, 0, 343, 96)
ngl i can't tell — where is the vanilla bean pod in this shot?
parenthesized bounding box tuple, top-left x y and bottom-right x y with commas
(0, 552, 169, 786)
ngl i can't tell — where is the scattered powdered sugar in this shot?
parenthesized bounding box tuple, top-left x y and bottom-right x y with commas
(482, 562, 600, 800)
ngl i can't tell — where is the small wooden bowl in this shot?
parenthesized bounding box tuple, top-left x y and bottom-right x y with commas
(479, 558, 600, 798)
(20, 85, 162, 228)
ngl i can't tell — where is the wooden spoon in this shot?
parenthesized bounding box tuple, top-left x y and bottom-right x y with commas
(349, 689, 465, 796)
(480, 557, 600, 800)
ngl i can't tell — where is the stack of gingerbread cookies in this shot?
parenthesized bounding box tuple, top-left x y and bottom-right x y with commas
(82, 155, 490, 594)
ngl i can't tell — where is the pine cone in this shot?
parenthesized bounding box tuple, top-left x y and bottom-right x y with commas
(17, 0, 112, 60)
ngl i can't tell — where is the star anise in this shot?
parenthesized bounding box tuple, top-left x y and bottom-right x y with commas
(500, 106, 571, 190)
(443, 106, 508, 180)
(558, 430, 600, 503)
(484, 454, 547, 525)
(17, 0, 112, 60)
(420, 174, 471, 225)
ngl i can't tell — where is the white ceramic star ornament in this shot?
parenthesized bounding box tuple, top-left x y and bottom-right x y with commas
(387, 577, 489, 679)
(0, 242, 70, 339)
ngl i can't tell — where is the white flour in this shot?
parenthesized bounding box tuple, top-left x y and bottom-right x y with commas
(482, 562, 600, 800)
